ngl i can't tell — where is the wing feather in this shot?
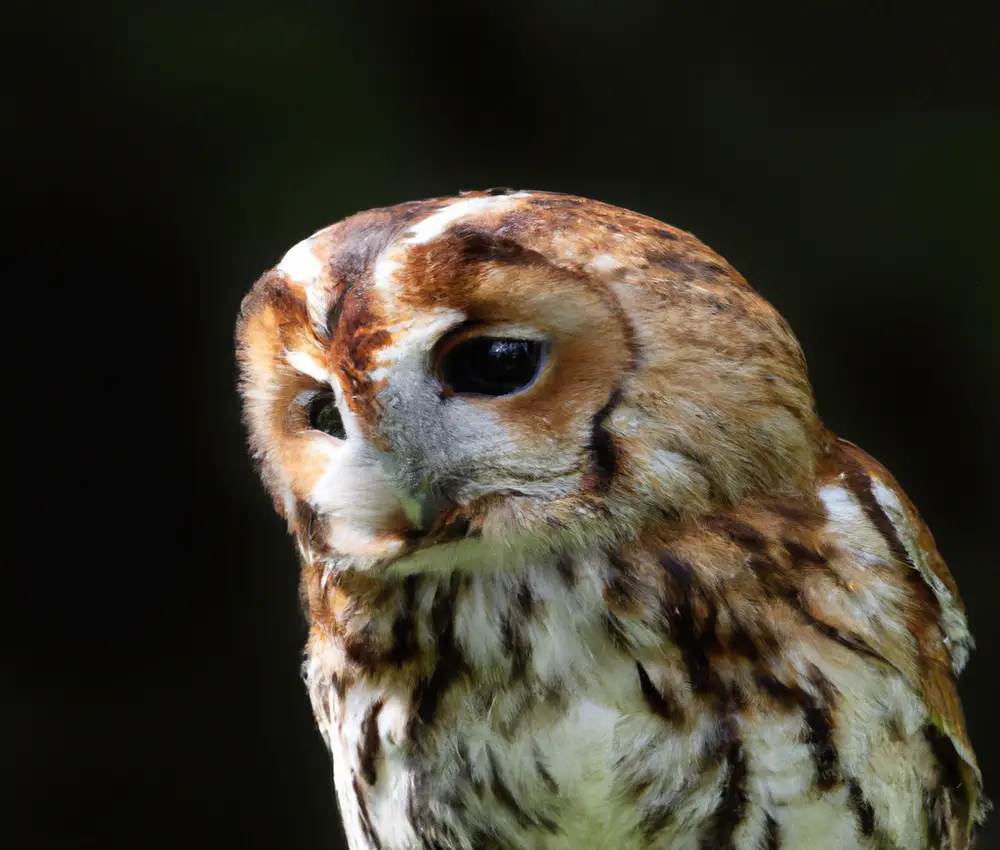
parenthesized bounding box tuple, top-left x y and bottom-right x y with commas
(828, 439, 986, 842)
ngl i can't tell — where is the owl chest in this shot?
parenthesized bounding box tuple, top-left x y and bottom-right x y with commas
(310, 568, 657, 849)
(328, 660, 657, 850)
(325, 667, 927, 850)
(309, 566, 926, 850)
(316, 578, 737, 850)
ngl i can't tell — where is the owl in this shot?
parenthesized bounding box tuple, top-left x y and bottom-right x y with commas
(236, 189, 985, 850)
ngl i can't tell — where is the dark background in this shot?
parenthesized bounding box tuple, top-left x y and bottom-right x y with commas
(8, 2, 998, 848)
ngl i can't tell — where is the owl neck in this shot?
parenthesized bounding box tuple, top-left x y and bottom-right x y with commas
(302, 546, 635, 687)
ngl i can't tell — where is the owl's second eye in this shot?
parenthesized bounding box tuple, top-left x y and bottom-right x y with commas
(439, 337, 545, 397)
(307, 392, 346, 439)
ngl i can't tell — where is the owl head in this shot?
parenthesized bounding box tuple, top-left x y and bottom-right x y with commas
(236, 190, 821, 576)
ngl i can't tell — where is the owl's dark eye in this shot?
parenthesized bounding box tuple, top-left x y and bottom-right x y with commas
(307, 392, 346, 439)
(439, 337, 545, 397)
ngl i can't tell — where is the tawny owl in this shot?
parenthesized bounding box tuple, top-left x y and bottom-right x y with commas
(236, 189, 985, 850)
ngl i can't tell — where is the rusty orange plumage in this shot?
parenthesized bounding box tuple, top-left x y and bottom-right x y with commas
(237, 189, 984, 849)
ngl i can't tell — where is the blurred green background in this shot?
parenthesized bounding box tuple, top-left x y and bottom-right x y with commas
(8, 2, 998, 848)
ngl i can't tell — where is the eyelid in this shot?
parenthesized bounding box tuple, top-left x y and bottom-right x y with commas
(431, 322, 486, 367)
(431, 323, 551, 367)
(284, 387, 327, 433)
(293, 388, 325, 408)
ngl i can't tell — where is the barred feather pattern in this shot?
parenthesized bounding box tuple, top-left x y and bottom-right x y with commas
(302, 441, 981, 850)
(236, 190, 983, 850)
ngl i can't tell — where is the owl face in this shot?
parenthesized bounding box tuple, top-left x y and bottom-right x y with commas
(237, 190, 820, 575)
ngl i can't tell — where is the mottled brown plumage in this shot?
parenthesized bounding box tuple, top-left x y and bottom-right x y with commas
(237, 189, 984, 849)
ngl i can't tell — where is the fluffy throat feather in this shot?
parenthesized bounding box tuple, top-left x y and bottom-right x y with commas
(300, 488, 920, 687)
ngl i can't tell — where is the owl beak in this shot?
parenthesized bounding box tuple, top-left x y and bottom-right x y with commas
(393, 484, 440, 533)
(391, 483, 475, 548)
(376, 452, 472, 545)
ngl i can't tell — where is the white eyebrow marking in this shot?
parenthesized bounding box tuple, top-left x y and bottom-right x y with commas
(286, 349, 330, 383)
(403, 193, 532, 246)
(276, 238, 323, 283)
(372, 193, 532, 297)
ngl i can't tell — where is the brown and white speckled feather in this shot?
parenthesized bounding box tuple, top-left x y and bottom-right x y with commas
(236, 189, 985, 849)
